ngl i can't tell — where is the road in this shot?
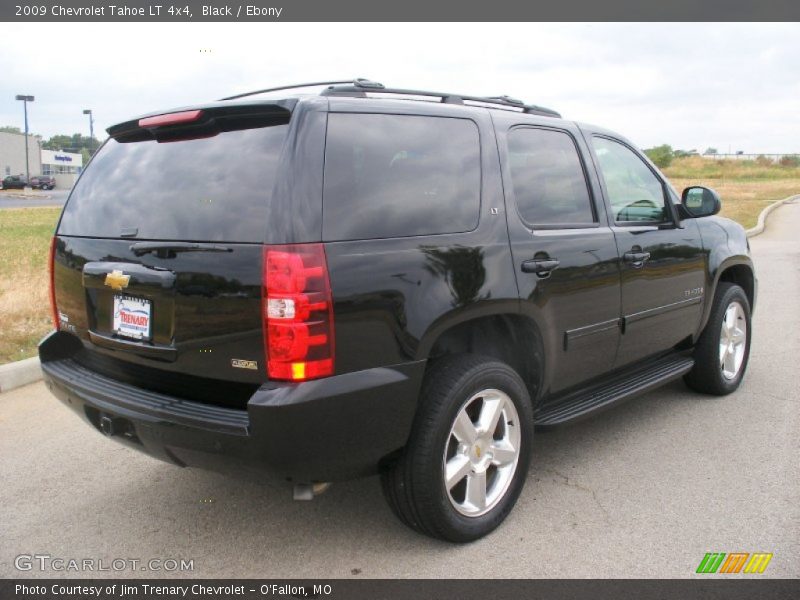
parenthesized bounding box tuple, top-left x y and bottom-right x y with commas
(1, 203, 798, 579)
(0, 189, 68, 209)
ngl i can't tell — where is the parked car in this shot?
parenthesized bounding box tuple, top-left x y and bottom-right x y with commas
(1, 175, 28, 189)
(39, 79, 756, 542)
(29, 175, 56, 190)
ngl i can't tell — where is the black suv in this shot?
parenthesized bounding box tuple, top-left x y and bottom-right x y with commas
(40, 79, 755, 542)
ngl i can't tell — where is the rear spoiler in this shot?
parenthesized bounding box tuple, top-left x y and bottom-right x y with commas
(107, 100, 296, 143)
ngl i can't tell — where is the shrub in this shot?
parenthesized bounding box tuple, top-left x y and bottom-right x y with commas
(644, 144, 674, 168)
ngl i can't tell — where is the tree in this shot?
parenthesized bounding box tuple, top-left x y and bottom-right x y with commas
(41, 132, 100, 155)
(644, 144, 674, 168)
(703, 147, 718, 155)
(0, 125, 22, 134)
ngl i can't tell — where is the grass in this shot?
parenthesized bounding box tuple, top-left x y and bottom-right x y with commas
(663, 155, 800, 180)
(0, 208, 60, 364)
(663, 156, 800, 229)
(0, 156, 798, 365)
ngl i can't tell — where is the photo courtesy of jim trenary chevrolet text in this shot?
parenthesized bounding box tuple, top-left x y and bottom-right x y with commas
(0, 0, 798, 598)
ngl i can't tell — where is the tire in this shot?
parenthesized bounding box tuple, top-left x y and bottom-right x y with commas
(381, 355, 534, 542)
(684, 282, 752, 395)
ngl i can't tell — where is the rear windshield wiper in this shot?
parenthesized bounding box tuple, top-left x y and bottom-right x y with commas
(130, 241, 233, 257)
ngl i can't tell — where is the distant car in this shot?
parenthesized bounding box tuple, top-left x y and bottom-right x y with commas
(1, 175, 28, 189)
(30, 175, 56, 190)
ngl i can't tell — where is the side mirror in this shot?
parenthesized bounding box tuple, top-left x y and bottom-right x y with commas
(681, 186, 721, 218)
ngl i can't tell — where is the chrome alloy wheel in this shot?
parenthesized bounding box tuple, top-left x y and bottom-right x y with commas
(442, 389, 521, 517)
(719, 301, 747, 380)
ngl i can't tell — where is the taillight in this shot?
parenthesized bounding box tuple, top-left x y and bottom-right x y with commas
(49, 236, 59, 330)
(263, 244, 335, 381)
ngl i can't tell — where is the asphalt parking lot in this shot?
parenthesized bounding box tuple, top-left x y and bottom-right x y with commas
(1, 203, 798, 579)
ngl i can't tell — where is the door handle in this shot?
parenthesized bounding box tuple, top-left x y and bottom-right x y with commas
(623, 251, 651, 268)
(521, 258, 560, 276)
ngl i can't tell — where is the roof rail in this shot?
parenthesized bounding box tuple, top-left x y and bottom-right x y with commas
(322, 79, 561, 118)
(218, 79, 362, 101)
(219, 78, 561, 118)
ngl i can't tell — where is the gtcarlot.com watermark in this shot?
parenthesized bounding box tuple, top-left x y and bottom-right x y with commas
(15, 554, 194, 573)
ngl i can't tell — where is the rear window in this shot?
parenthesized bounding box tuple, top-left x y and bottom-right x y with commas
(322, 113, 481, 241)
(507, 127, 595, 226)
(58, 123, 289, 242)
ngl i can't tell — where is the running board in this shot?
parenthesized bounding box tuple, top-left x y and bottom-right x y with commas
(534, 354, 694, 427)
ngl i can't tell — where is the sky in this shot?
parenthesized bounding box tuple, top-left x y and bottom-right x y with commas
(1, 22, 798, 153)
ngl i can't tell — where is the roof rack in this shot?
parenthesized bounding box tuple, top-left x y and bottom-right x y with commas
(219, 78, 561, 118)
(323, 79, 561, 118)
(218, 80, 356, 101)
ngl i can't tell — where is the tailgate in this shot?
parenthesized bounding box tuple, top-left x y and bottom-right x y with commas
(53, 236, 265, 389)
(50, 102, 295, 402)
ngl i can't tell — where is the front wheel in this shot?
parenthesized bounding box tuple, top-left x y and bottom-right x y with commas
(381, 355, 533, 542)
(684, 282, 752, 395)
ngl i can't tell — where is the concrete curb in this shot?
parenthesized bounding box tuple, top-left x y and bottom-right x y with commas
(0, 192, 53, 200)
(0, 356, 42, 393)
(746, 194, 800, 238)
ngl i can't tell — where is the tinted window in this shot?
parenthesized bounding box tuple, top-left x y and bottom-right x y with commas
(58, 124, 289, 242)
(323, 113, 480, 240)
(592, 137, 666, 222)
(507, 128, 595, 225)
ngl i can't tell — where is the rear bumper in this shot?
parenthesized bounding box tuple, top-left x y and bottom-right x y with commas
(39, 331, 424, 482)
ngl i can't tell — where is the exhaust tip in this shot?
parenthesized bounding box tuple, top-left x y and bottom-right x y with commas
(99, 415, 115, 437)
(293, 482, 332, 501)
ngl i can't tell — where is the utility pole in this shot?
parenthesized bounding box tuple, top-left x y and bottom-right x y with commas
(83, 109, 94, 153)
(15, 95, 35, 184)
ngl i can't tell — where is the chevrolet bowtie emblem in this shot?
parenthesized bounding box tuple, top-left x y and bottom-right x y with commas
(104, 269, 130, 290)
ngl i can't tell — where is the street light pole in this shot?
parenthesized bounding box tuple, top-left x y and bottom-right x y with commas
(82, 109, 94, 153)
(15, 94, 35, 184)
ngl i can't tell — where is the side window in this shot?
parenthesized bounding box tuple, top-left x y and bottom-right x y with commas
(591, 137, 667, 223)
(323, 113, 481, 241)
(507, 127, 595, 226)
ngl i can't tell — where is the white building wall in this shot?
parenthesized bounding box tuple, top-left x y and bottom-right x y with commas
(52, 173, 80, 189)
(0, 131, 42, 177)
(40, 149, 83, 189)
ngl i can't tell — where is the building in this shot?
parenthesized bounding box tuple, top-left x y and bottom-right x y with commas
(41, 149, 83, 188)
(0, 131, 83, 188)
(0, 131, 42, 179)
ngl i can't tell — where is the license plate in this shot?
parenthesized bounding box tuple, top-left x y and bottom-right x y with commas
(112, 295, 152, 341)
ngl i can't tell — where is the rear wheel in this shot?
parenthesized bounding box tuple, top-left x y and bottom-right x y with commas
(381, 355, 533, 542)
(684, 282, 752, 395)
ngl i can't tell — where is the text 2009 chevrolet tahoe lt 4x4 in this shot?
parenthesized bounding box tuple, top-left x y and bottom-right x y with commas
(40, 79, 755, 542)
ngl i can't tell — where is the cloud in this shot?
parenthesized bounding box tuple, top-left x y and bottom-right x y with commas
(0, 22, 797, 152)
